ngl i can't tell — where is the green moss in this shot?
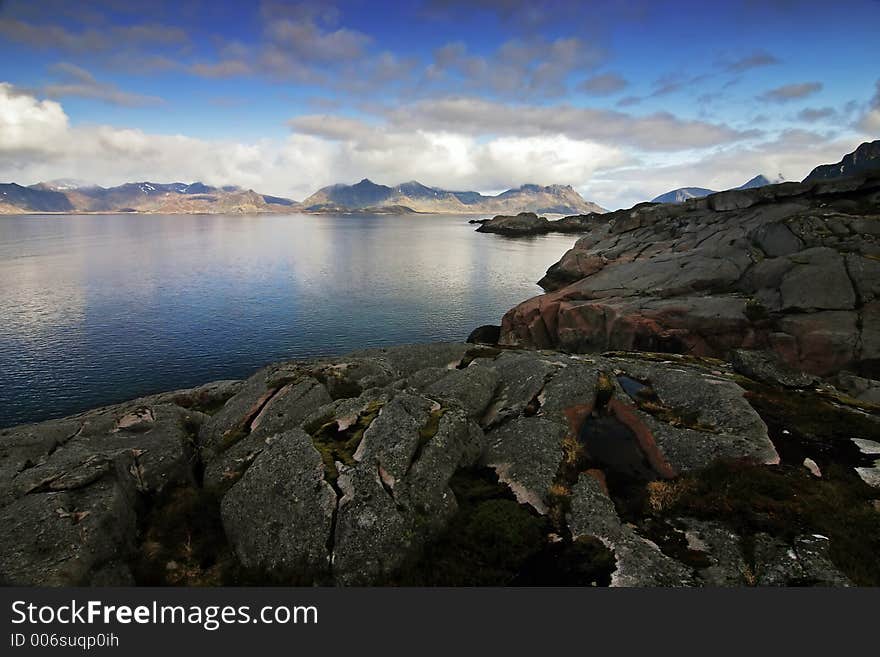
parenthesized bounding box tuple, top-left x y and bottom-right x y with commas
(742, 380, 880, 446)
(418, 407, 444, 443)
(602, 350, 728, 369)
(635, 398, 717, 433)
(651, 460, 880, 585)
(391, 468, 549, 585)
(310, 401, 384, 484)
(818, 388, 880, 414)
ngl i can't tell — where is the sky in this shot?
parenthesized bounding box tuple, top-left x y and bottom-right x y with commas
(1, 0, 879, 209)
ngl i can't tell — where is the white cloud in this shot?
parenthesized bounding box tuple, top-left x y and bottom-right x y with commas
(0, 84, 625, 199)
(858, 80, 880, 133)
(383, 97, 758, 151)
(0, 83, 866, 211)
(582, 130, 865, 210)
(0, 84, 70, 153)
(42, 62, 163, 106)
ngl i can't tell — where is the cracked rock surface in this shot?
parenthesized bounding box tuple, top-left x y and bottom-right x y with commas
(500, 173, 880, 378)
(1, 343, 876, 586)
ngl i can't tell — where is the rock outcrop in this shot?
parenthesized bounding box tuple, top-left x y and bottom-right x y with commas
(476, 211, 605, 236)
(803, 139, 880, 183)
(2, 343, 877, 587)
(499, 172, 880, 378)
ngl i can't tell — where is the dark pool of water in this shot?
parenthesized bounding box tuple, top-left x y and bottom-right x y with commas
(0, 212, 578, 427)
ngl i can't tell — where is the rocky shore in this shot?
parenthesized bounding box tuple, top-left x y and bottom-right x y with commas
(2, 143, 880, 587)
(1, 341, 878, 587)
(499, 172, 880, 380)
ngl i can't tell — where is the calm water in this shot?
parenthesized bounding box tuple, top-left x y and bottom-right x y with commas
(0, 213, 577, 427)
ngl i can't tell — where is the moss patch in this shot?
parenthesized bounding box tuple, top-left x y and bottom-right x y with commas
(648, 460, 880, 585)
(309, 400, 383, 484)
(602, 350, 727, 370)
(392, 467, 548, 585)
(741, 380, 880, 466)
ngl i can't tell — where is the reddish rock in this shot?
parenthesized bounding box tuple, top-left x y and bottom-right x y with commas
(500, 171, 880, 377)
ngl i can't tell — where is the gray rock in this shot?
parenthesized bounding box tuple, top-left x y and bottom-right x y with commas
(424, 364, 499, 421)
(348, 342, 472, 377)
(484, 417, 567, 514)
(476, 212, 551, 236)
(332, 399, 483, 585)
(752, 222, 802, 257)
(2, 341, 868, 587)
(0, 474, 137, 586)
(708, 189, 759, 212)
(753, 534, 852, 586)
(220, 429, 336, 578)
(202, 377, 332, 490)
(568, 476, 695, 587)
(780, 247, 855, 311)
(855, 460, 880, 488)
(835, 371, 880, 404)
(609, 359, 779, 472)
(500, 173, 880, 378)
(480, 351, 562, 427)
(679, 518, 749, 586)
(730, 349, 819, 388)
(846, 253, 880, 303)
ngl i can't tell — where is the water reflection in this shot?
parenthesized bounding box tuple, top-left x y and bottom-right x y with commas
(0, 212, 577, 426)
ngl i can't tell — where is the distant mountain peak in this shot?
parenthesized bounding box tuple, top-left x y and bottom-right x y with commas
(652, 173, 788, 204)
(300, 178, 605, 214)
(738, 173, 785, 189)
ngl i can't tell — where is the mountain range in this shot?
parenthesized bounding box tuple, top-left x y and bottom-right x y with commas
(0, 179, 604, 216)
(651, 174, 785, 204)
(0, 181, 298, 215)
(3, 140, 878, 216)
(300, 179, 605, 215)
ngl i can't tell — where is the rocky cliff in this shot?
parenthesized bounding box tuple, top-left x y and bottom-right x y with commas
(804, 139, 880, 182)
(500, 172, 880, 379)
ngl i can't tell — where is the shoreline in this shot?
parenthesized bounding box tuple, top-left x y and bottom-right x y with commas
(1, 340, 877, 587)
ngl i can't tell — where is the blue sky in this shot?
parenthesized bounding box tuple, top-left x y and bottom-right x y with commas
(1, 0, 879, 208)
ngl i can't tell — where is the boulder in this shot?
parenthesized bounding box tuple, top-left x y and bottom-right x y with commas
(220, 429, 336, 578)
(466, 324, 501, 344)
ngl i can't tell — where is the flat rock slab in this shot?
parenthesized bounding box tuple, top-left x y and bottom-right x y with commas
(220, 429, 336, 577)
(568, 476, 695, 587)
